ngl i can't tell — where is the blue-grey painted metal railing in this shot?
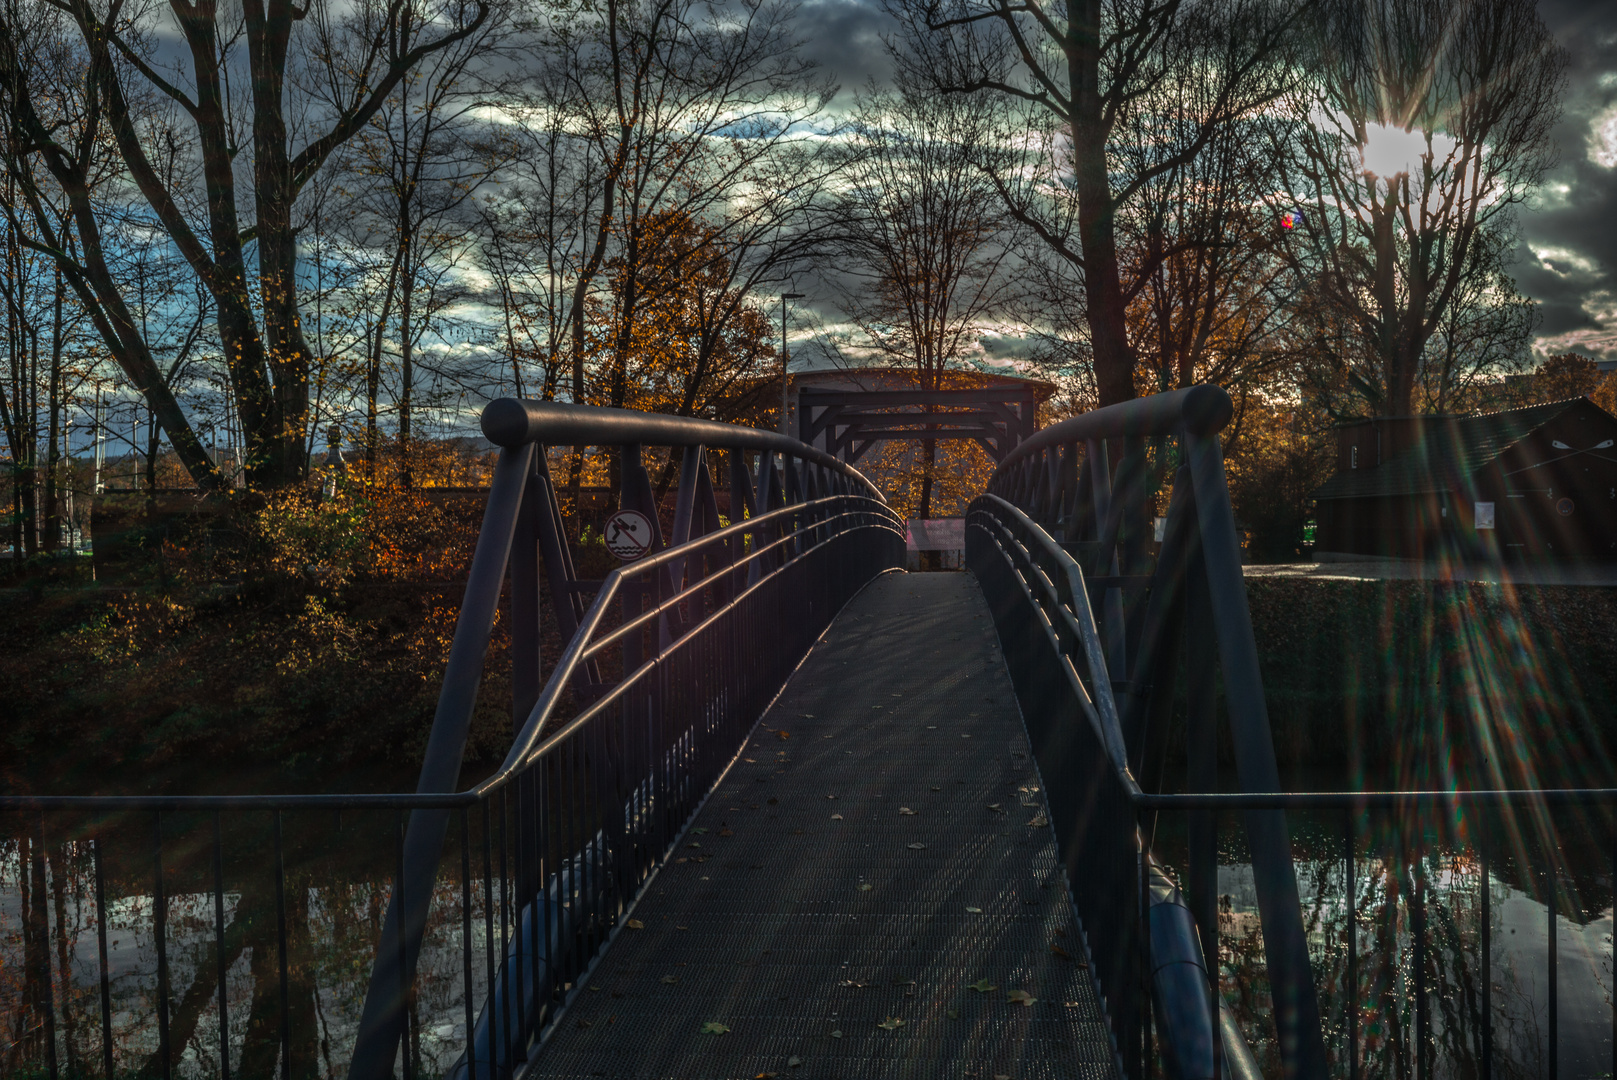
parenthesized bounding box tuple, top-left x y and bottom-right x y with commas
(967, 384, 1617, 1080)
(968, 384, 1327, 1080)
(0, 401, 903, 1080)
(342, 401, 905, 1080)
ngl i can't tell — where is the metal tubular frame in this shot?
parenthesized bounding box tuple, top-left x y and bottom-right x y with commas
(969, 385, 1617, 1080)
(1, 401, 903, 1080)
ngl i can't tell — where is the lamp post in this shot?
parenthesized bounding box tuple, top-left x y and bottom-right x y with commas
(779, 292, 804, 437)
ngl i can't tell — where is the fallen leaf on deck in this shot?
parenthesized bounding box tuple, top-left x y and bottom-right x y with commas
(907, 843, 926, 850)
(858, 883, 873, 891)
(787, 1057, 802, 1068)
(930, 786, 941, 791)
(830, 1030, 843, 1039)
(825, 794, 837, 800)
(719, 828, 735, 836)
(891, 977, 915, 986)
(660, 975, 678, 984)
(701, 1022, 730, 1035)
(898, 807, 916, 815)
(969, 979, 996, 993)
(755, 1073, 777, 1079)
(677, 925, 689, 930)
(1027, 814, 1049, 827)
(691, 827, 709, 834)
(947, 1008, 959, 1019)
(987, 804, 1005, 813)
(801, 714, 814, 718)
(1006, 990, 1037, 1006)
(966, 906, 983, 913)
(877, 1017, 904, 1030)
(627, 920, 645, 929)
(777, 730, 791, 740)
(588, 985, 602, 992)
(830, 814, 843, 820)
(1050, 944, 1075, 961)
(687, 842, 702, 848)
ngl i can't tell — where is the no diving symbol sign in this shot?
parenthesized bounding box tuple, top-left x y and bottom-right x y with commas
(604, 509, 655, 561)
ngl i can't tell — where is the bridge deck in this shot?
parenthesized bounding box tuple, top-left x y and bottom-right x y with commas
(527, 573, 1117, 1080)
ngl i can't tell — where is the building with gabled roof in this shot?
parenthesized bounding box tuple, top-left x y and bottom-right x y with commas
(1312, 397, 1617, 560)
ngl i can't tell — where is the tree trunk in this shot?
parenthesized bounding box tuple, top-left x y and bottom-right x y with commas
(1066, 0, 1136, 410)
(43, 269, 63, 553)
(398, 249, 415, 489)
(917, 437, 936, 520)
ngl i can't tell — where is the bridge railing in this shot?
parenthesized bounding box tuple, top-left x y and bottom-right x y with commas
(1, 402, 904, 1080)
(968, 385, 1328, 1080)
(969, 385, 1617, 1080)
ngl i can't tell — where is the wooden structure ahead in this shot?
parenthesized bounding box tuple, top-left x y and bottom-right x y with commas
(796, 385, 1041, 464)
(1312, 396, 1617, 560)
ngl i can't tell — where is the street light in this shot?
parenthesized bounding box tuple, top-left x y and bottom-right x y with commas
(780, 293, 804, 437)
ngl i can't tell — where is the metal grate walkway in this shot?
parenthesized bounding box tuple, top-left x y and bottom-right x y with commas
(526, 572, 1118, 1079)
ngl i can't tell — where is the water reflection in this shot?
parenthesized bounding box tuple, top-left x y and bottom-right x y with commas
(1, 810, 493, 1079)
(1160, 809, 1617, 1078)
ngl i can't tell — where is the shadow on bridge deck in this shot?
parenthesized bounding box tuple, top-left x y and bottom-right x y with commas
(527, 572, 1117, 1080)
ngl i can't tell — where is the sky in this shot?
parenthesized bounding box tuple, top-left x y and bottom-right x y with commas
(1515, 0, 1617, 363)
(790, 0, 1617, 366)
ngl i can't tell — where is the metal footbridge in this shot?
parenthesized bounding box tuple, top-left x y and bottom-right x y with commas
(13, 386, 1615, 1080)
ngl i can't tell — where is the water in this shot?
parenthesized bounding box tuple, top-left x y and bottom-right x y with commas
(1153, 806, 1617, 1079)
(0, 808, 499, 1079)
(7, 799, 1615, 1078)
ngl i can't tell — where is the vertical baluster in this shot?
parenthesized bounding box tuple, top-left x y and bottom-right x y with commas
(276, 811, 292, 1080)
(512, 777, 528, 1046)
(481, 800, 497, 1076)
(1548, 864, 1558, 1079)
(1413, 866, 1427, 1080)
(93, 833, 114, 1080)
(1481, 833, 1491, 1080)
(213, 812, 232, 1080)
(462, 808, 476, 1080)
(153, 811, 171, 1080)
(32, 814, 60, 1080)
(1347, 810, 1357, 1080)
(540, 763, 553, 1028)
(498, 790, 512, 1073)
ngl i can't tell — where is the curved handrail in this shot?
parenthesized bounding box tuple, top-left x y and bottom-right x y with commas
(481, 398, 886, 499)
(967, 385, 1327, 1080)
(478, 497, 902, 796)
(989, 384, 1232, 479)
(348, 401, 906, 1080)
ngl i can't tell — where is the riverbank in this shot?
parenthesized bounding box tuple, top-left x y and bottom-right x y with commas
(1244, 575, 1617, 787)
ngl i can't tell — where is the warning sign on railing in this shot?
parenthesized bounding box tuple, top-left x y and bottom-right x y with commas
(605, 509, 655, 560)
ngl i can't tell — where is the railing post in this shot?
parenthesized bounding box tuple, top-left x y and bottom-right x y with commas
(1184, 429, 1327, 1080)
(511, 456, 542, 732)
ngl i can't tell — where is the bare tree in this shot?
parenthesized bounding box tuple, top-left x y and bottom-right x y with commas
(0, 0, 491, 489)
(835, 87, 1019, 519)
(1274, 0, 1566, 417)
(330, 4, 503, 479)
(886, 0, 1301, 409)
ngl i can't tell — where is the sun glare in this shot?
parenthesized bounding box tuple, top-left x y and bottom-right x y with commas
(1357, 122, 1430, 179)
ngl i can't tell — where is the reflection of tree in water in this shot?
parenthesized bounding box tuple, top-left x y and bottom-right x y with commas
(1215, 844, 1554, 1079)
(2, 822, 484, 1079)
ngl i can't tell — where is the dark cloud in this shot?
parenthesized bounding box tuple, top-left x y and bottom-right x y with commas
(792, 0, 897, 98)
(1516, 0, 1617, 359)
